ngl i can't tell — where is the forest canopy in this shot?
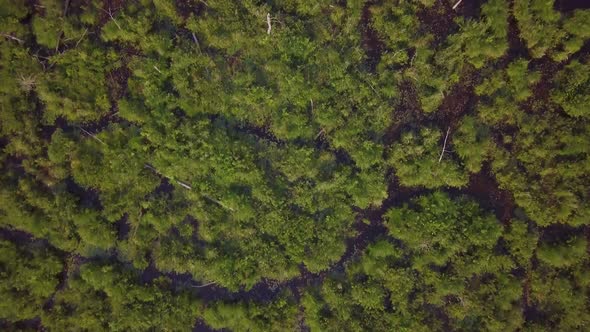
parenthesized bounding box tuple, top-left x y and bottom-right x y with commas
(1, 0, 590, 331)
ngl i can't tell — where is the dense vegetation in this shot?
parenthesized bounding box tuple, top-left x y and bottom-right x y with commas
(1, 0, 589, 330)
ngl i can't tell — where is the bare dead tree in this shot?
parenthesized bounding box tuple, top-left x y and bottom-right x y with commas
(78, 126, 106, 145)
(267, 13, 272, 35)
(100, 7, 122, 30)
(453, 0, 464, 10)
(1, 33, 24, 43)
(74, 28, 88, 48)
(438, 127, 451, 163)
(190, 281, 217, 288)
(315, 129, 325, 140)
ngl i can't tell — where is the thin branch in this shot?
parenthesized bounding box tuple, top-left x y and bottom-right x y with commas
(438, 127, 451, 163)
(55, 33, 61, 52)
(1, 33, 24, 43)
(315, 129, 325, 140)
(144, 163, 158, 173)
(100, 7, 121, 30)
(132, 209, 143, 238)
(74, 28, 88, 48)
(144, 164, 193, 191)
(310, 99, 314, 112)
(78, 127, 106, 145)
(266, 13, 272, 35)
(191, 281, 217, 288)
(176, 180, 192, 190)
(153, 65, 162, 74)
(191, 32, 202, 53)
(64, 0, 71, 16)
(203, 195, 234, 212)
(452, 0, 464, 10)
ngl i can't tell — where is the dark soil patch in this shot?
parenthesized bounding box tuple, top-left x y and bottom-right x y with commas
(0, 227, 36, 244)
(65, 0, 91, 17)
(360, 3, 385, 72)
(336, 210, 389, 269)
(154, 177, 175, 196)
(65, 177, 102, 210)
(99, 0, 126, 27)
(384, 81, 425, 145)
(418, 1, 458, 46)
(193, 318, 224, 332)
(554, 0, 590, 11)
(523, 305, 550, 328)
(176, 0, 207, 20)
(504, 0, 530, 62)
(539, 223, 583, 244)
(107, 65, 131, 102)
(39, 116, 71, 141)
(115, 213, 130, 240)
(44, 254, 83, 311)
(520, 55, 564, 115)
(233, 122, 285, 146)
(168, 173, 424, 307)
(0, 318, 43, 331)
(140, 260, 162, 284)
(462, 165, 515, 224)
(435, 70, 478, 129)
(380, 172, 428, 210)
(454, 0, 485, 19)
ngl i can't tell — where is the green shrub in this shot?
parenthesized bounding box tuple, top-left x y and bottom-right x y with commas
(537, 235, 587, 268)
(37, 46, 114, 123)
(203, 294, 298, 332)
(475, 59, 540, 125)
(389, 127, 469, 188)
(0, 240, 62, 322)
(514, 0, 590, 60)
(551, 58, 590, 118)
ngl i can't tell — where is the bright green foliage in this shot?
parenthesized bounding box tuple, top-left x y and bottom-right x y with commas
(385, 192, 520, 331)
(440, 0, 509, 69)
(551, 59, 590, 118)
(0, 0, 29, 40)
(1, 0, 590, 330)
(69, 125, 160, 222)
(389, 128, 468, 188)
(528, 232, 590, 330)
(0, 176, 116, 254)
(32, 0, 62, 48)
(475, 59, 541, 125)
(0, 239, 62, 322)
(43, 262, 199, 331)
(370, 1, 421, 66)
(306, 191, 523, 332)
(0, 42, 46, 181)
(385, 192, 502, 267)
(492, 113, 590, 226)
(514, 0, 590, 60)
(386, 0, 509, 113)
(503, 219, 538, 267)
(101, 1, 174, 55)
(37, 45, 114, 123)
(537, 235, 587, 268)
(203, 293, 298, 332)
(303, 276, 413, 332)
(32, 0, 101, 49)
(452, 116, 494, 173)
(371, 0, 449, 114)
